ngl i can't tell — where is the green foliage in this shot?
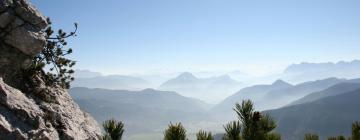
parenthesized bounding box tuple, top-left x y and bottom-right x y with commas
(233, 100, 277, 140)
(164, 122, 187, 140)
(352, 122, 360, 140)
(234, 100, 253, 140)
(99, 134, 112, 140)
(28, 18, 77, 89)
(266, 133, 281, 140)
(258, 114, 278, 139)
(327, 135, 347, 140)
(223, 121, 242, 140)
(304, 133, 319, 140)
(196, 130, 214, 140)
(326, 121, 360, 140)
(102, 119, 125, 140)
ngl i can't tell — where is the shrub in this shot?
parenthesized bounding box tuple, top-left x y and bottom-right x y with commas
(102, 119, 125, 140)
(197, 130, 214, 140)
(164, 122, 187, 140)
(223, 121, 242, 140)
(304, 133, 319, 140)
(28, 18, 77, 89)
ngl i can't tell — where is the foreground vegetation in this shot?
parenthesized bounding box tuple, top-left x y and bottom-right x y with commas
(100, 100, 360, 140)
(303, 122, 360, 140)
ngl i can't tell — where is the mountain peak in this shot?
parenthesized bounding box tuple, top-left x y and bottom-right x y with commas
(177, 72, 197, 80)
(272, 79, 292, 87)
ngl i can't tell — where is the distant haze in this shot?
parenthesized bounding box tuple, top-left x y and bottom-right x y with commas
(69, 77, 360, 140)
(72, 60, 360, 103)
(32, 0, 360, 76)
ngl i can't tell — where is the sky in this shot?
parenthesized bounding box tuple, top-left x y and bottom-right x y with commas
(30, 0, 360, 76)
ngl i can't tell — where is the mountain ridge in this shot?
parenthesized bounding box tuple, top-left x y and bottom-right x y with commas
(158, 72, 244, 103)
(266, 88, 360, 140)
(289, 82, 360, 106)
(69, 87, 210, 136)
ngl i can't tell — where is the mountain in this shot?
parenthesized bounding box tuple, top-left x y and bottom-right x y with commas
(71, 75, 152, 90)
(260, 78, 345, 110)
(75, 69, 103, 78)
(266, 88, 360, 140)
(290, 82, 360, 106)
(282, 60, 360, 83)
(215, 78, 344, 115)
(131, 74, 173, 88)
(158, 72, 244, 103)
(214, 80, 293, 114)
(69, 87, 209, 136)
(161, 72, 199, 86)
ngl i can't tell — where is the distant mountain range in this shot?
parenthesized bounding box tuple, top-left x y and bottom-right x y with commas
(214, 80, 292, 113)
(72, 71, 244, 103)
(70, 77, 360, 139)
(260, 77, 345, 110)
(69, 87, 209, 136)
(214, 78, 344, 114)
(282, 60, 360, 83)
(74, 69, 103, 78)
(72, 60, 360, 103)
(72, 74, 153, 90)
(266, 84, 360, 140)
(158, 72, 244, 103)
(289, 82, 360, 106)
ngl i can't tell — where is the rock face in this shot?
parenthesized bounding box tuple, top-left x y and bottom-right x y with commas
(0, 0, 102, 139)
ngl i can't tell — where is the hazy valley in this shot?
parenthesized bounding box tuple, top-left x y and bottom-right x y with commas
(69, 60, 360, 140)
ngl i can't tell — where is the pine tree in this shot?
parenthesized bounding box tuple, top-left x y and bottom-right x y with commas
(223, 121, 242, 140)
(304, 133, 319, 140)
(234, 100, 252, 140)
(352, 122, 360, 140)
(28, 18, 77, 89)
(233, 100, 278, 140)
(164, 122, 187, 140)
(327, 136, 346, 140)
(102, 119, 125, 140)
(99, 134, 112, 140)
(197, 130, 214, 140)
(266, 133, 282, 140)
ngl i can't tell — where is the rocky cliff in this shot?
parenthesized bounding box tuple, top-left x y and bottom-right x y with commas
(0, 0, 101, 139)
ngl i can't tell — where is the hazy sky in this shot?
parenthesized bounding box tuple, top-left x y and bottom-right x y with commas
(31, 0, 360, 76)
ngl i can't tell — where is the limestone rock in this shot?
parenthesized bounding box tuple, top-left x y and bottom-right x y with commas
(0, 78, 101, 140)
(0, 0, 102, 139)
(4, 25, 46, 56)
(1, 0, 47, 57)
(14, 0, 47, 29)
(0, 78, 58, 139)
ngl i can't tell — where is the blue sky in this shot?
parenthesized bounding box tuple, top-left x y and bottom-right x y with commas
(31, 0, 360, 76)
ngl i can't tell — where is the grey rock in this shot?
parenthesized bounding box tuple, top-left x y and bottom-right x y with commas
(0, 0, 13, 13)
(0, 0, 102, 139)
(14, 0, 47, 29)
(36, 86, 102, 139)
(0, 12, 15, 28)
(4, 25, 46, 56)
(0, 78, 59, 140)
(0, 77, 101, 140)
(0, 0, 48, 57)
